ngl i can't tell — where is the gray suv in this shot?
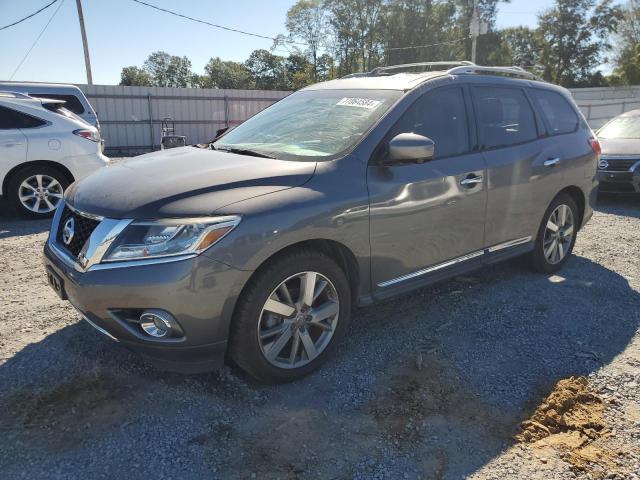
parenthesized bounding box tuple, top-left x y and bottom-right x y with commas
(43, 62, 599, 382)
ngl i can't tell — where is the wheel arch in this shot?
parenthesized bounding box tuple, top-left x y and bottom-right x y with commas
(556, 185, 585, 229)
(225, 238, 361, 340)
(2, 160, 74, 197)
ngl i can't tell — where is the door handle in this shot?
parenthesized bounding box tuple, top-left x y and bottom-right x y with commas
(544, 157, 561, 167)
(0, 141, 23, 147)
(460, 174, 483, 186)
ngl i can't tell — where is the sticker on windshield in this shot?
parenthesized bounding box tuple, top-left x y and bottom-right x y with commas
(336, 97, 382, 110)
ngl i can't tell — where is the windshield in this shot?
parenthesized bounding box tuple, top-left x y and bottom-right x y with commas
(214, 89, 402, 161)
(598, 116, 640, 139)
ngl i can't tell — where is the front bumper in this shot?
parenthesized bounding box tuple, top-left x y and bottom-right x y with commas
(597, 169, 640, 194)
(44, 241, 250, 373)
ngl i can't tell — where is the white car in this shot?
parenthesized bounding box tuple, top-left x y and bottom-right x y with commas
(0, 92, 109, 218)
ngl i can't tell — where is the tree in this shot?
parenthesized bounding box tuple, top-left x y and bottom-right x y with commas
(537, 0, 622, 86)
(203, 57, 255, 89)
(499, 27, 542, 69)
(245, 49, 288, 90)
(613, 0, 640, 84)
(119, 66, 152, 86)
(142, 51, 194, 87)
(284, 0, 328, 79)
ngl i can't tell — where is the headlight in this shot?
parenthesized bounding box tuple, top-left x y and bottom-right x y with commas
(102, 216, 240, 262)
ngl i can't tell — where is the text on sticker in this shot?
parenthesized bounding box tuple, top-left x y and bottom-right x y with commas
(336, 98, 382, 110)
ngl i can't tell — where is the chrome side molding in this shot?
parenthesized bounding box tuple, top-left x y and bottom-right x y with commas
(378, 236, 532, 288)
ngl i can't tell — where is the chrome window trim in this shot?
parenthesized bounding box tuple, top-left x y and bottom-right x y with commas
(487, 236, 532, 253)
(378, 250, 484, 288)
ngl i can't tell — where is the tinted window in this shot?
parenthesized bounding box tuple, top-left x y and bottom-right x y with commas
(0, 106, 46, 129)
(530, 89, 578, 135)
(473, 86, 537, 149)
(389, 87, 470, 159)
(30, 93, 85, 114)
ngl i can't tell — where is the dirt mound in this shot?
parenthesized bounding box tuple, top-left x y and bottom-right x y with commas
(516, 376, 605, 443)
(516, 376, 624, 478)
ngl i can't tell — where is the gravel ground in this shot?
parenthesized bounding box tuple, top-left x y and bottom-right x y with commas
(0, 196, 638, 480)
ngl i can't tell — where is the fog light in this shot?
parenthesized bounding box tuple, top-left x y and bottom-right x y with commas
(140, 310, 174, 338)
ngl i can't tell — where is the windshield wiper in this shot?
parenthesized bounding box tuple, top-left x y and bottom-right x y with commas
(214, 146, 274, 159)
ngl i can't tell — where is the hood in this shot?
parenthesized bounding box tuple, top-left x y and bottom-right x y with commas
(599, 138, 640, 156)
(66, 147, 316, 218)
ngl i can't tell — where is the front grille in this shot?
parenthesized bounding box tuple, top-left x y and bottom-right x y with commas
(56, 206, 101, 257)
(601, 158, 637, 171)
(599, 182, 636, 193)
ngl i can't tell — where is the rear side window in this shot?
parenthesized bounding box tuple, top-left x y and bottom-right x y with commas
(473, 86, 537, 149)
(0, 106, 46, 129)
(390, 87, 470, 159)
(30, 93, 85, 114)
(530, 89, 579, 135)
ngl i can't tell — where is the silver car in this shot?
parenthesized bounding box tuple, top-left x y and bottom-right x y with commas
(596, 109, 640, 194)
(43, 63, 599, 382)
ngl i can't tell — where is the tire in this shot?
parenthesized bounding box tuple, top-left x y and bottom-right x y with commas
(7, 165, 70, 219)
(528, 193, 579, 274)
(228, 249, 351, 383)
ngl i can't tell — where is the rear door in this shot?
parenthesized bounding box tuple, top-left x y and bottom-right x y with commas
(368, 86, 487, 293)
(472, 85, 564, 250)
(0, 106, 28, 188)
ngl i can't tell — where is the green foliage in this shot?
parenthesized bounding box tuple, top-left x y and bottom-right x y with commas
(537, 0, 622, 86)
(202, 58, 255, 89)
(120, 0, 629, 90)
(119, 66, 152, 86)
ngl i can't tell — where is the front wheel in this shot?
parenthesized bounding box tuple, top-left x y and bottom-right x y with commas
(228, 249, 351, 383)
(528, 193, 578, 273)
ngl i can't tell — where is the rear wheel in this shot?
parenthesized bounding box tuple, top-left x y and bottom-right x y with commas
(8, 165, 69, 218)
(528, 193, 578, 273)
(228, 249, 351, 383)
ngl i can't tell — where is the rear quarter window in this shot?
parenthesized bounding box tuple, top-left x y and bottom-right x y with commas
(0, 106, 46, 129)
(530, 89, 579, 136)
(30, 93, 85, 114)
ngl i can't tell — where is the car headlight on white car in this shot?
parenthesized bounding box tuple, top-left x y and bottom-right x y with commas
(102, 216, 240, 262)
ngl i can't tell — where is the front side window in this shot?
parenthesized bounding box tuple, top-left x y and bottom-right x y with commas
(214, 89, 402, 161)
(0, 106, 46, 129)
(473, 86, 537, 149)
(387, 87, 470, 159)
(530, 89, 579, 135)
(598, 115, 640, 139)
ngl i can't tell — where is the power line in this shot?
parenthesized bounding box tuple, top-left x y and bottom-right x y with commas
(10, 0, 65, 80)
(130, 0, 307, 47)
(0, 0, 59, 31)
(386, 36, 471, 52)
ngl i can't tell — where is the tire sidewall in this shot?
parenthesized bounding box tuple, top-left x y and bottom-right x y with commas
(231, 251, 351, 383)
(8, 166, 70, 219)
(532, 194, 579, 274)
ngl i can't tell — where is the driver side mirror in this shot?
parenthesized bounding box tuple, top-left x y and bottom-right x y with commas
(385, 133, 435, 165)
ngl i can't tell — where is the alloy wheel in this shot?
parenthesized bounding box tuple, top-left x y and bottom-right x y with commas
(257, 271, 340, 369)
(18, 174, 64, 214)
(543, 204, 574, 264)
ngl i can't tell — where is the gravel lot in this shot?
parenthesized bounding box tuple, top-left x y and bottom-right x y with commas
(0, 196, 639, 480)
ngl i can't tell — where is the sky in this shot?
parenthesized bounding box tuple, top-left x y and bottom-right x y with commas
(0, 0, 556, 86)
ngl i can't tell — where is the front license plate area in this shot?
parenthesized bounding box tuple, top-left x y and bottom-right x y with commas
(46, 266, 67, 300)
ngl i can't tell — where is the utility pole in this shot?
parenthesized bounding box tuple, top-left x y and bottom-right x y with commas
(469, 0, 487, 64)
(470, 0, 479, 64)
(75, 0, 93, 84)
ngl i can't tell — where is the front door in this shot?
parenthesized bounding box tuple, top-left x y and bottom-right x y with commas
(368, 86, 487, 294)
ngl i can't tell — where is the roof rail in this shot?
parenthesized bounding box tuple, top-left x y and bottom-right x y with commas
(371, 61, 475, 75)
(0, 91, 33, 100)
(447, 65, 538, 80)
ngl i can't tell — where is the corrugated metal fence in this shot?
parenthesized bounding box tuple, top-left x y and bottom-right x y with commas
(76, 84, 640, 156)
(77, 84, 290, 156)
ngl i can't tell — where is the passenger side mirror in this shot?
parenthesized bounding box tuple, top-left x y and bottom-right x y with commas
(385, 133, 435, 165)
